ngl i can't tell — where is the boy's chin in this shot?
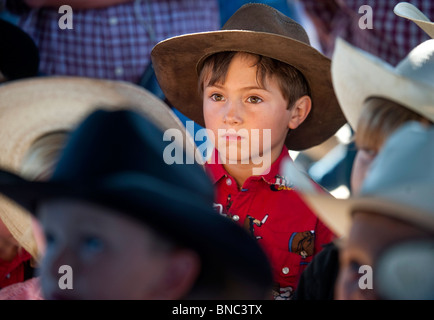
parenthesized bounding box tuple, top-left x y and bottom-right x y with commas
(218, 147, 252, 164)
(220, 152, 269, 166)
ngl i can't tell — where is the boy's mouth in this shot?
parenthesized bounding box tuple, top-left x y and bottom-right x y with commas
(221, 130, 246, 142)
(224, 134, 243, 141)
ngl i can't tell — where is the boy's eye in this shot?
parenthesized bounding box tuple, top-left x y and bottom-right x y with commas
(349, 260, 362, 273)
(210, 93, 224, 102)
(358, 148, 377, 164)
(247, 96, 263, 104)
(45, 232, 56, 247)
(81, 236, 104, 253)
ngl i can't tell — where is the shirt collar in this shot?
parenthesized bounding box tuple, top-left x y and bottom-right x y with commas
(204, 146, 292, 185)
(261, 145, 291, 184)
(204, 149, 227, 184)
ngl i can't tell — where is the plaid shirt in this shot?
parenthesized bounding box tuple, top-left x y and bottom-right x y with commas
(6, 0, 220, 83)
(302, 0, 432, 65)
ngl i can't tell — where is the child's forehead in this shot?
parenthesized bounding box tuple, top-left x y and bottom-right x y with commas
(39, 198, 134, 226)
(203, 52, 279, 85)
(39, 198, 161, 238)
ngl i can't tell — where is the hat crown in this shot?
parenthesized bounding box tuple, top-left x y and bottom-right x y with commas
(222, 3, 310, 45)
(361, 121, 434, 215)
(51, 109, 214, 203)
(396, 39, 434, 87)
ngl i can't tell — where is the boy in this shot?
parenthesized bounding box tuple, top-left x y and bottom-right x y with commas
(302, 121, 434, 299)
(294, 37, 434, 300)
(151, 3, 346, 298)
(0, 108, 273, 300)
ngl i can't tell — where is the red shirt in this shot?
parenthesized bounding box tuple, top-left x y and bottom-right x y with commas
(205, 146, 334, 298)
(0, 249, 32, 289)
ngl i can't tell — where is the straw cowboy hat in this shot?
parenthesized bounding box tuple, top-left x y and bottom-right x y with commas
(394, 2, 434, 38)
(0, 76, 196, 260)
(300, 121, 434, 238)
(0, 76, 196, 174)
(151, 3, 346, 151)
(331, 37, 434, 131)
(0, 109, 273, 294)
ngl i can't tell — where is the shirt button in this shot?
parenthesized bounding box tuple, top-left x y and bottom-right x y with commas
(6, 273, 10, 279)
(109, 17, 118, 25)
(226, 178, 232, 186)
(232, 215, 240, 222)
(115, 67, 124, 76)
(282, 267, 289, 275)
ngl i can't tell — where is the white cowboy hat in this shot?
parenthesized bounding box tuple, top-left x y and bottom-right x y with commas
(300, 121, 434, 238)
(0, 76, 196, 259)
(394, 2, 434, 38)
(331, 37, 434, 131)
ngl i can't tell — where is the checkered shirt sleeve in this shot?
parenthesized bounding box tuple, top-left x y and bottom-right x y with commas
(12, 0, 220, 83)
(302, 0, 432, 65)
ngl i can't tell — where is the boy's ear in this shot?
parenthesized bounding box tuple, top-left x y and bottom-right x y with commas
(288, 95, 312, 130)
(154, 249, 201, 300)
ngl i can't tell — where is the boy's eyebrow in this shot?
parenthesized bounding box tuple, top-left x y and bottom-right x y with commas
(205, 83, 268, 91)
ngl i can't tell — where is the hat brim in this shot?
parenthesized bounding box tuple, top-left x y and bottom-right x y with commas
(394, 2, 434, 38)
(332, 38, 434, 131)
(301, 192, 434, 238)
(0, 76, 197, 174)
(151, 30, 346, 150)
(0, 19, 39, 80)
(0, 76, 198, 260)
(0, 193, 36, 258)
(0, 169, 272, 285)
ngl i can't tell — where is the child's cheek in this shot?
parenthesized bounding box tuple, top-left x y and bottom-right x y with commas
(0, 219, 13, 239)
(31, 218, 46, 256)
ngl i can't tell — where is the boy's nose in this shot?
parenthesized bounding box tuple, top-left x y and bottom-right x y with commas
(43, 245, 75, 280)
(223, 100, 243, 125)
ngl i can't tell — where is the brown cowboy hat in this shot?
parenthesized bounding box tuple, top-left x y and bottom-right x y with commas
(151, 3, 346, 151)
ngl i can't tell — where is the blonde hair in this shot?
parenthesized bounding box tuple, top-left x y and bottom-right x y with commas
(355, 97, 431, 151)
(20, 131, 68, 181)
(12, 131, 69, 262)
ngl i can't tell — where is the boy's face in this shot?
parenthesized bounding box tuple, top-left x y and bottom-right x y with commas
(38, 199, 177, 300)
(0, 219, 19, 262)
(202, 53, 294, 167)
(335, 211, 431, 300)
(351, 148, 377, 195)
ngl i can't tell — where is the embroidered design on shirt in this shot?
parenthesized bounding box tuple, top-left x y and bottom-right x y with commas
(289, 230, 315, 258)
(270, 174, 293, 191)
(226, 194, 233, 212)
(272, 283, 293, 300)
(243, 214, 268, 240)
(213, 203, 224, 215)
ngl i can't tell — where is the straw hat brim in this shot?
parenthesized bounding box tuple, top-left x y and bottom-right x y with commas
(0, 76, 196, 174)
(0, 76, 196, 258)
(394, 2, 434, 38)
(151, 30, 346, 151)
(331, 38, 434, 131)
(0, 193, 37, 259)
(301, 192, 434, 238)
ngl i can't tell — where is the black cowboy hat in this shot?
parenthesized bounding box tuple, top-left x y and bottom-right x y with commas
(0, 108, 273, 298)
(0, 19, 39, 81)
